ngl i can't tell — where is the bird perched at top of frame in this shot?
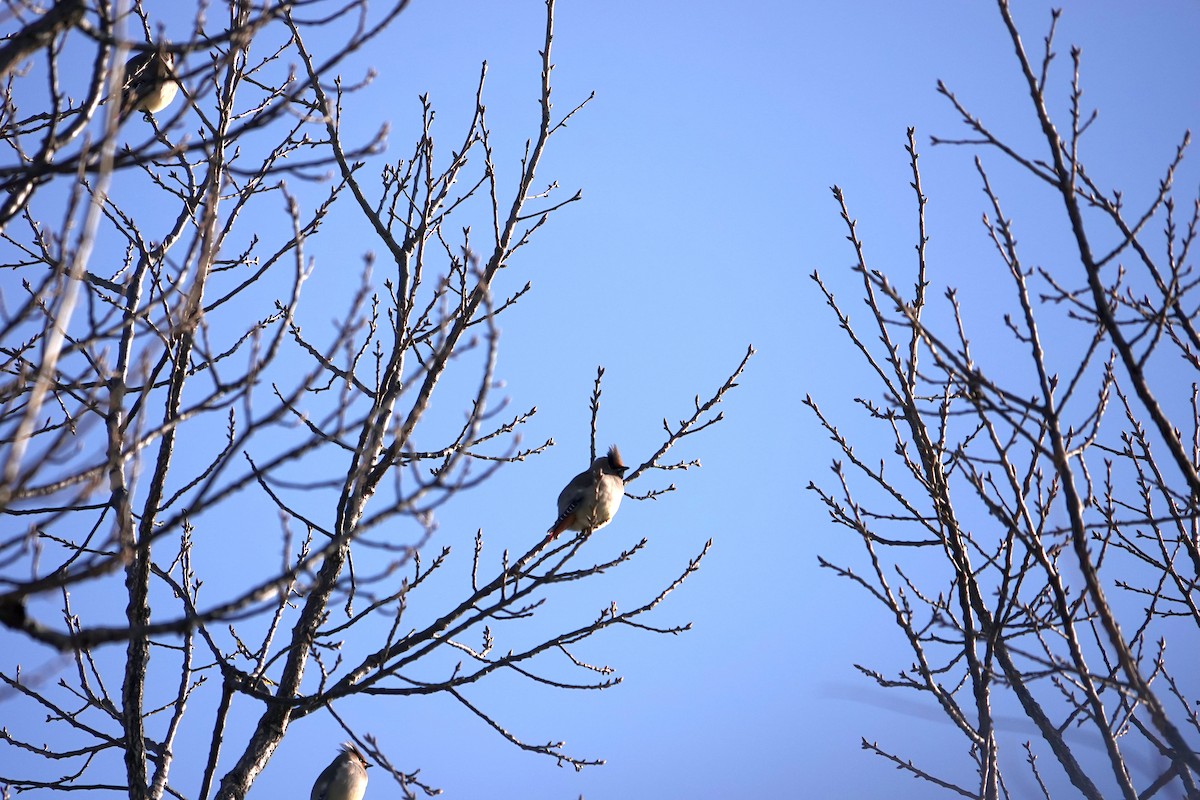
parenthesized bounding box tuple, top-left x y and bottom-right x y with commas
(118, 44, 178, 121)
(547, 445, 629, 540)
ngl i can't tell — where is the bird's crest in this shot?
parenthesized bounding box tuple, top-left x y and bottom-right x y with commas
(606, 445, 627, 473)
(340, 741, 369, 767)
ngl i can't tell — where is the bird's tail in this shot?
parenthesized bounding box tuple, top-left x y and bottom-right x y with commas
(546, 498, 581, 540)
(546, 517, 570, 539)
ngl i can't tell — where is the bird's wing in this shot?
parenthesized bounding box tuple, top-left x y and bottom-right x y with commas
(119, 55, 155, 117)
(310, 762, 337, 800)
(122, 53, 154, 89)
(548, 497, 581, 535)
(556, 468, 594, 510)
(548, 469, 592, 534)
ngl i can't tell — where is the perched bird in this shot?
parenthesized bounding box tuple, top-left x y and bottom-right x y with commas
(547, 445, 629, 540)
(310, 742, 370, 800)
(118, 45, 178, 121)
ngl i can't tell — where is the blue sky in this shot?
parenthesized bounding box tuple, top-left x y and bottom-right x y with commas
(336, 5, 1198, 794)
(4, 1, 1200, 798)
(336, 3, 1200, 797)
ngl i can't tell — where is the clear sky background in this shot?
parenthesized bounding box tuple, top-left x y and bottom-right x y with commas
(5, 1, 1200, 798)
